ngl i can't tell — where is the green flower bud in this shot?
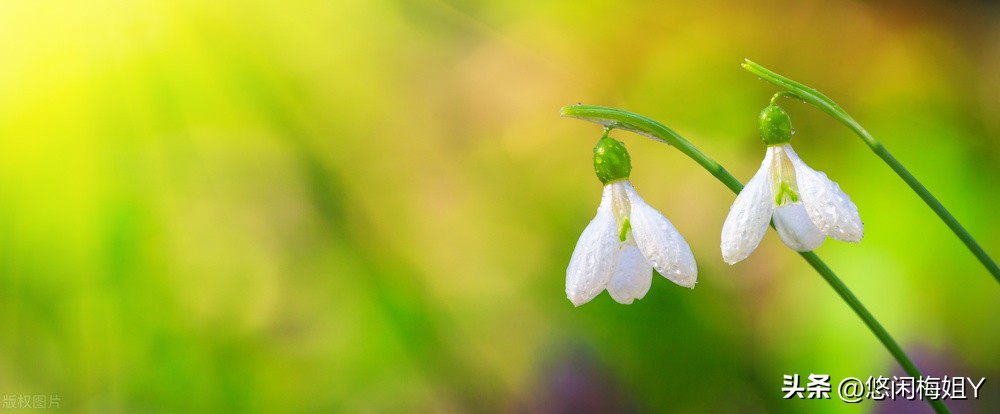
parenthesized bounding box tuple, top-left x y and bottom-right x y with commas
(758, 104, 793, 146)
(593, 137, 631, 185)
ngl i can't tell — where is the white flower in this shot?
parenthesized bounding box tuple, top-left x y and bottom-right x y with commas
(566, 180, 697, 306)
(720, 144, 863, 264)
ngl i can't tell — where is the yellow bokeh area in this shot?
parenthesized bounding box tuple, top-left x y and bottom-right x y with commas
(1, 0, 998, 412)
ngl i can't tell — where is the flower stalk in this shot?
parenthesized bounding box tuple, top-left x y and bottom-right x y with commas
(560, 104, 949, 414)
(743, 59, 1000, 286)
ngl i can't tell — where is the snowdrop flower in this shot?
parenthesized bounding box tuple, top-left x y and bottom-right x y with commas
(566, 137, 698, 306)
(721, 104, 863, 264)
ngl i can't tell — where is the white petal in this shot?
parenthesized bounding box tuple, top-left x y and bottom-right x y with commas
(607, 242, 653, 304)
(623, 182, 698, 288)
(772, 203, 825, 251)
(566, 186, 620, 306)
(785, 145, 864, 242)
(720, 149, 776, 264)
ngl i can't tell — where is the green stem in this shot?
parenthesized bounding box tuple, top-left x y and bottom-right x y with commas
(769, 91, 803, 106)
(744, 59, 1000, 285)
(560, 104, 949, 414)
(561, 105, 744, 193)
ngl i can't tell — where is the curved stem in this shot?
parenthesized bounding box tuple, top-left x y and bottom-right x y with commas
(560, 105, 744, 193)
(560, 104, 949, 414)
(770, 91, 803, 106)
(743, 59, 1000, 285)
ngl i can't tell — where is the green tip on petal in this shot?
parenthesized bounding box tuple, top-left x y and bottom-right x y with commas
(759, 104, 793, 146)
(618, 218, 631, 242)
(593, 137, 631, 184)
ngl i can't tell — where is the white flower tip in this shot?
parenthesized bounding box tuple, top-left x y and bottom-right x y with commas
(567, 291, 593, 307)
(823, 206, 864, 243)
(656, 264, 698, 288)
(842, 223, 864, 243)
(839, 229, 863, 244)
(608, 292, 636, 305)
(675, 275, 697, 289)
(838, 233, 863, 244)
(721, 244, 748, 265)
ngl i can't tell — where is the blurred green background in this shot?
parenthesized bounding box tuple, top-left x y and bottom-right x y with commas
(1, 0, 998, 412)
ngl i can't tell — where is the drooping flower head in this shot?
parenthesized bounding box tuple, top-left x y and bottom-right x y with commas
(566, 136, 697, 306)
(720, 104, 864, 264)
